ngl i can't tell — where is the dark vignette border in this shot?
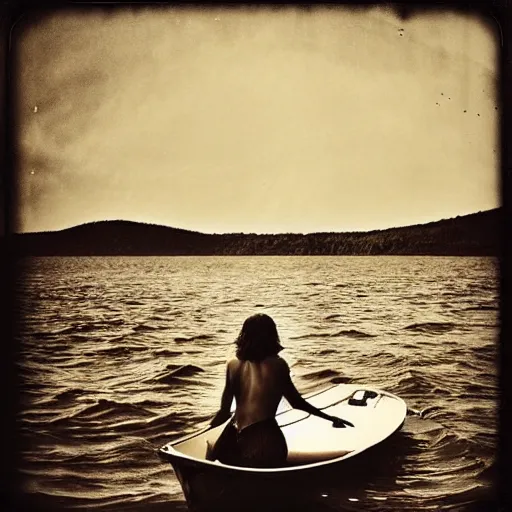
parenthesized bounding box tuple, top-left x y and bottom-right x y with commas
(1, 1, 510, 511)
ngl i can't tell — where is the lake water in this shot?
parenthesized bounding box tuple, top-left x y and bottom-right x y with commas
(14, 256, 499, 511)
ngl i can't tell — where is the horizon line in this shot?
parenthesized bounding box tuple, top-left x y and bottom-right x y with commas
(15, 207, 501, 237)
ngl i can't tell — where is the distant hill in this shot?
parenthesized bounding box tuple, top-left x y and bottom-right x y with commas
(11, 208, 502, 256)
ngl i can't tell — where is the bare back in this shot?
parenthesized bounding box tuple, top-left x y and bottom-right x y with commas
(228, 356, 287, 430)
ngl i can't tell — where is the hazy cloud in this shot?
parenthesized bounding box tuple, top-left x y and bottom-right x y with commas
(13, 6, 499, 233)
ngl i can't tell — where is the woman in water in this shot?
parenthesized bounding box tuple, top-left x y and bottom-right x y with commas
(207, 313, 353, 468)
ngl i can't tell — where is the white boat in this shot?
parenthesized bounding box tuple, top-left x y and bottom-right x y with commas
(159, 384, 407, 511)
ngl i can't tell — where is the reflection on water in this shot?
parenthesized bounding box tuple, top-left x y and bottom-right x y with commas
(15, 256, 498, 510)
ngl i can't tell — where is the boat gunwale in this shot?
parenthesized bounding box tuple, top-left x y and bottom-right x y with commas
(159, 384, 407, 474)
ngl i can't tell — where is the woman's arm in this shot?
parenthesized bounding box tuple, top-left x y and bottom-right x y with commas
(210, 362, 235, 427)
(281, 361, 354, 428)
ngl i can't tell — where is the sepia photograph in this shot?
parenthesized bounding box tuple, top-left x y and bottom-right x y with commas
(7, 3, 502, 511)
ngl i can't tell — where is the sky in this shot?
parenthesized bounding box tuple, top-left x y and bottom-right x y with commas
(13, 5, 500, 234)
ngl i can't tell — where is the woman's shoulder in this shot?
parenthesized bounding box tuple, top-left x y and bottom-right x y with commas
(227, 357, 243, 373)
(227, 355, 289, 371)
(265, 355, 289, 370)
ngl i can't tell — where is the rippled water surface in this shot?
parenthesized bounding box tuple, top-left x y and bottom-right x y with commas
(15, 256, 499, 511)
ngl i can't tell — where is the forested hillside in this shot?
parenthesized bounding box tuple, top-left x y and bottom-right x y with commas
(12, 208, 501, 256)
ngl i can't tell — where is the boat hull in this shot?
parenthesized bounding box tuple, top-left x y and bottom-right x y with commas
(159, 384, 407, 511)
(162, 438, 404, 512)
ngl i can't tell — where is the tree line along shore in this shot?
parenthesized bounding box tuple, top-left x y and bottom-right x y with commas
(11, 208, 501, 257)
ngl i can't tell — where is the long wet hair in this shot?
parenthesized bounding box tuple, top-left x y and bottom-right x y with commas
(235, 314, 284, 362)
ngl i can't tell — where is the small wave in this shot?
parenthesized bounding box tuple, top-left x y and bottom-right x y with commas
(26, 342, 72, 354)
(332, 329, 376, 339)
(133, 324, 161, 332)
(137, 410, 191, 433)
(289, 332, 331, 340)
(93, 345, 148, 357)
(70, 324, 100, 334)
(60, 437, 159, 468)
(429, 430, 475, 456)
(35, 323, 107, 338)
(330, 375, 352, 384)
(293, 358, 315, 366)
(370, 351, 399, 365)
(174, 334, 214, 342)
(153, 349, 184, 357)
(318, 349, 337, 356)
(467, 282, 497, 292)
(291, 329, 375, 340)
(404, 322, 457, 334)
(86, 399, 155, 418)
(153, 308, 182, 316)
(467, 322, 499, 329)
(50, 399, 154, 426)
(472, 345, 496, 358)
(462, 305, 498, 312)
(325, 314, 342, 320)
(108, 318, 125, 326)
(49, 326, 78, 335)
(464, 382, 496, 396)
(402, 415, 445, 434)
(301, 369, 340, 381)
(300, 291, 321, 298)
(167, 364, 205, 377)
(70, 334, 103, 342)
(21, 382, 47, 391)
(32, 331, 63, 339)
(455, 360, 483, 373)
(154, 364, 205, 384)
(431, 386, 452, 396)
(52, 388, 87, 402)
(49, 359, 91, 369)
(395, 369, 437, 395)
(165, 363, 182, 371)
(124, 300, 145, 306)
(130, 398, 168, 409)
(219, 298, 242, 304)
